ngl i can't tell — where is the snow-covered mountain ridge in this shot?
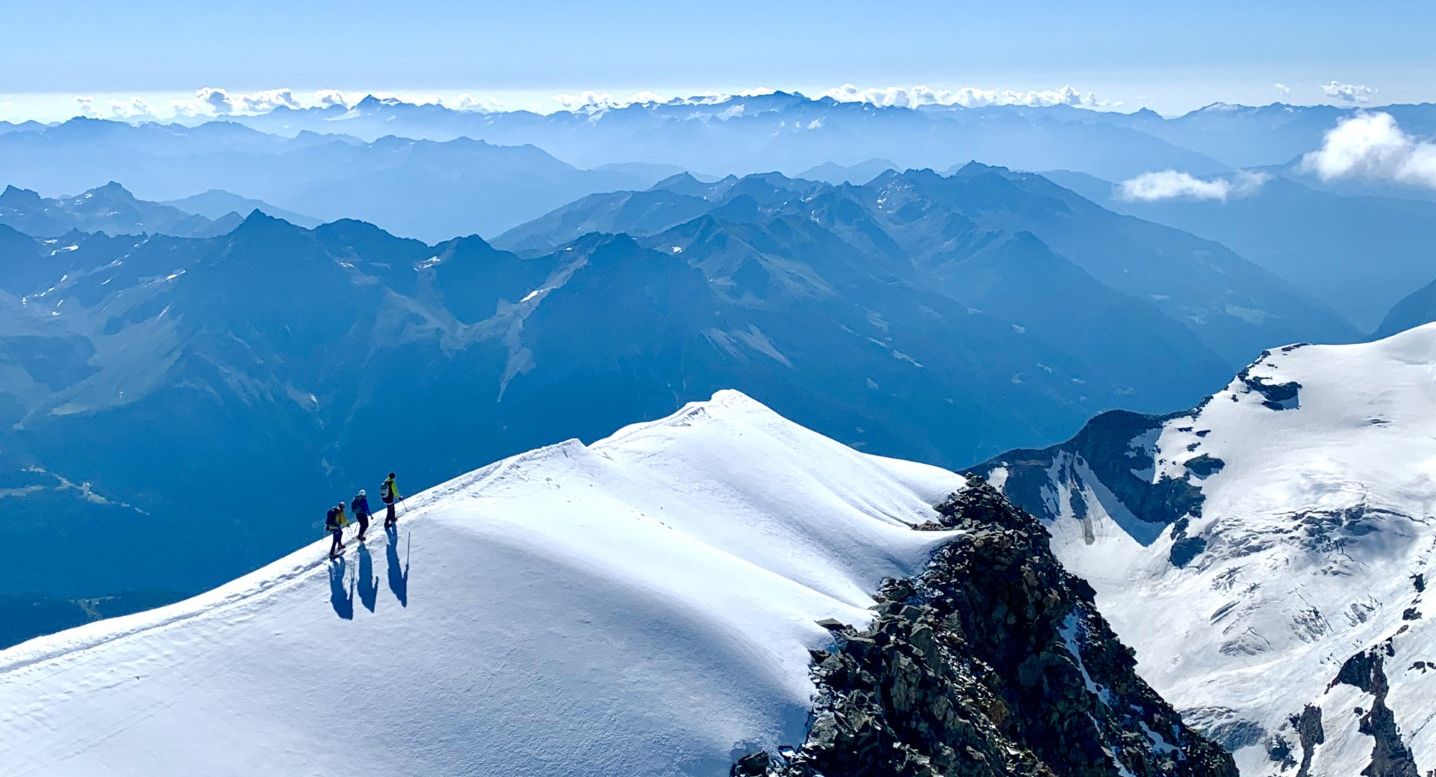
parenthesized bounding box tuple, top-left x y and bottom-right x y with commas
(0, 390, 1234, 776)
(0, 390, 960, 776)
(974, 323, 1436, 775)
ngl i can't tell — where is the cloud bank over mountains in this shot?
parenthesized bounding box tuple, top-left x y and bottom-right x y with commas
(1320, 80, 1378, 104)
(50, 79, 1408, 126)
(1118, 170, 1270, 202)
(1302, 111, 1436, 188)
(818, 83, 1115, 109)
(63, 82, 1126, 122)
(74, 87, 499, 121)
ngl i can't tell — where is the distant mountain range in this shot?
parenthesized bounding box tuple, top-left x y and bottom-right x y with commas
(0, 119, 670, 240)
(196, 93, 1230, 182)
(0, 182, 235, 238)
(11, 94, 1436, 251)
(122, 91, 1436, 178)
(798, 157, 898, 184)
(1046, 170, 1436, 333)
(0, 166, 1361, 622)
(0, 207, 1115, 605)
(499, 164, 1356, 364)
(162, 188, 320, 228)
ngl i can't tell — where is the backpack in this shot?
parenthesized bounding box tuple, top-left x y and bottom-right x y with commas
(351, 496, 366, 515)
(325, 507, 340, 530)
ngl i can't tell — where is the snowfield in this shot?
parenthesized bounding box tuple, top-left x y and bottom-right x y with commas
(986, 323, 1436, 775)
(0, 390, 963, 777)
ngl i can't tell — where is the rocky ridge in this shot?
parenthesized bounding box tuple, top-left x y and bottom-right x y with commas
(733, 481, 1236, 776)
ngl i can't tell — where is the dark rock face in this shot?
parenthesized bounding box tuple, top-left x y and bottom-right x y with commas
(1169, 536, 1208, 568)
(1183, 454, 1225, 478)
(1265, 641, 1424, 777)
(1288, 705, 1323, 777)
(967, 409, 1206, 547)
(733, 481, 1236, 777)
(1333, 644, 1421, 777)
(1167, 515, 1210, 569)
(1236, 358, 1302, 411)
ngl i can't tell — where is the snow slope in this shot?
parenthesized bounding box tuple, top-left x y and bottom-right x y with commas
(979, 323, 1436, 775)
(0, 390, 963, 777)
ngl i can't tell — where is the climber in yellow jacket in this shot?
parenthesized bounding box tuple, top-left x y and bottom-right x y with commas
(382, 472, 401, 529)
(325, 502, 350, 559)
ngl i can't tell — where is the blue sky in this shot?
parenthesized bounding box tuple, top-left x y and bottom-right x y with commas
(2, 0, 1432, 119)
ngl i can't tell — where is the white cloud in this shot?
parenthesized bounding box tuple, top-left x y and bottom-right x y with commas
(76, 95, 154, 120)
(1320, 80, 1377, 104)
(180, 87, 285, 115)
(1273, 83, 1291, 95)
(545, 84, 1118, 114)
(199, 87, 233, 114)
(821, 83, 1116, 110)
(625, 90, 665, 105)
(444, 93, 502, 112)
(56, 83, 1117, 123)
(551, 89, 714, 113)
(553, 90, 618, 112)
(1117, 170, 1270, 202)
(107, 97, 155, 120)
(173, 87, 322, 117)
(1301, 112, 1436, 188)
(314, 90, 349, 109)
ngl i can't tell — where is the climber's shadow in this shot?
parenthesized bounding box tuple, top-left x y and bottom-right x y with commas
(385, 524, 410, 608)
(329, 556, 354, 620)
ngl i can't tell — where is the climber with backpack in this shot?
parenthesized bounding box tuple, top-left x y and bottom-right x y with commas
(326, 502, 349, 559)
(382, 472, 401, 529)
(351, 489, 372, 542)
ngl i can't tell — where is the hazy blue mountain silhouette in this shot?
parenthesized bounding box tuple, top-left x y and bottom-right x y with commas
(216, 93, 1232, 180)
(1377, 277, 1436, 337)
(163, 189, 321, 229)
(0, 194, 1225, 608)
(0, 182, 228, 237)
(500, 166, 1357, 363)
(212, 92, 1436, 176)
(0, 120, 670, 240)
(1047, 169, 1436, 333)
(798, 158, 897, 184)
(0, 166, 1362, 643)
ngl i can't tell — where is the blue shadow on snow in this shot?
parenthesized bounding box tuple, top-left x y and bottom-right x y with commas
(385, 524, 409, 608)
(328, 556, 354, 620)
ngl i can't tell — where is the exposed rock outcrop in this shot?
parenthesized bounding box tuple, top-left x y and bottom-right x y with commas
(966, 408, 1205, 540)
(1334, 644, 1420, 777)
(733, 481, 1236, 776)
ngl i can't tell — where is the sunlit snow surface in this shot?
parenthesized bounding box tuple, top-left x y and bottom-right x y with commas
(0, 390, 962, 777)
(1037, 324, 1436, 776)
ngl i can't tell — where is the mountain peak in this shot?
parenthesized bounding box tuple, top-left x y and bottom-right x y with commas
(974, 323, 1436, 771)
(82, 181, 137, 201)
(650, 171, 704, 192)
(226, 208, 305, 241)
(0, 184, 42, 207)
(0, 393, 966, 776)
(951, 160, 1012, 177)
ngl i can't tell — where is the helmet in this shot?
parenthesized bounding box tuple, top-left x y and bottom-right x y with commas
(387, 472, 395, 478)
(358, 489, 366, 496)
